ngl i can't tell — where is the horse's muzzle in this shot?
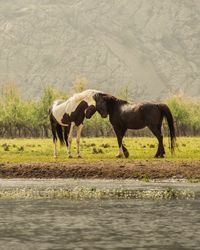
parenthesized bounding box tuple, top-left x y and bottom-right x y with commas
(101, 113, 108, 118)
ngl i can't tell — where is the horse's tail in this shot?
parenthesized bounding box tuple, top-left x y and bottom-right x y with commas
(159, 104, 176, 154)
(55, 123, 65, 145)
(49, 110, 65, 145)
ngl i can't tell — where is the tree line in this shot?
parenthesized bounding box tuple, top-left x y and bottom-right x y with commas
(0, 83, 200, 138)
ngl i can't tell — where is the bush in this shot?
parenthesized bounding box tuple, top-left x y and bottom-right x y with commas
(167, 94, 200, 136)
(0, 84, 200, 138)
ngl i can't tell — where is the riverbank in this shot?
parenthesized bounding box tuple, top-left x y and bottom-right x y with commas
(0, 160, 200, 179)
(1, 160, 200, 199)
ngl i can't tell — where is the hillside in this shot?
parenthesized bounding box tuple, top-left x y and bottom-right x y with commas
(0, 0, 200, 100)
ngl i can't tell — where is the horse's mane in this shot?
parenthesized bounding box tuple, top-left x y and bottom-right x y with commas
(103, 94, 128, 105)
(69, 89, 101, 103)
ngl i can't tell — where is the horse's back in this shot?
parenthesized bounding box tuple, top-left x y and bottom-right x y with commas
(119, 103, 146, 129)
(120, 102, 163, 129)
(138, 102, 165, 124)
(50, 99, 69, 125)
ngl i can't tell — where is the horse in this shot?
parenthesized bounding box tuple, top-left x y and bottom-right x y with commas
(49, 89, 101, 158)
(94, 92, 176, 158)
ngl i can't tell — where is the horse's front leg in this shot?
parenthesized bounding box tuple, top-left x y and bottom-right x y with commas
(67, 122, 75, 158)
(114, 127, 128, 158)
(76, 124, 83, 158)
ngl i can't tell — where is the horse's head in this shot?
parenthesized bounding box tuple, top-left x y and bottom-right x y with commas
(85, 105, 96, 119)
(93, 93, 108, 118)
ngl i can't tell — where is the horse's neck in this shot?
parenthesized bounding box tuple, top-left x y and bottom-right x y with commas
(106, 96, 128, 115)
(56, 95, 95, 115)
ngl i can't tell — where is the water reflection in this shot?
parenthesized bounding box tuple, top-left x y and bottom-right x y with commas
(0, 199, 199, 250)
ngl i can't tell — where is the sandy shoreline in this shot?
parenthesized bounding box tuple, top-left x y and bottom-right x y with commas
(0, 178, 200, 199)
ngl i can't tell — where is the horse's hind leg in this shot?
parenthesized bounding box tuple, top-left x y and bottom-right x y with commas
(76, 124, 83, 158)
(148, 125, 164, 158)
(157, 123, 165, 156)
(50, 117, 58, 158)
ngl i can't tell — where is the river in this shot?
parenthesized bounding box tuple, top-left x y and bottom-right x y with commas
(0, 199, 199, 250)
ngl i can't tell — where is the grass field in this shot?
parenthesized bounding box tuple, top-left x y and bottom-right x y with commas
(0, 137, 200, 163)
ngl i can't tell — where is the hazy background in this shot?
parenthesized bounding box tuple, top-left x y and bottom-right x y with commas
(0, 0, 200, 100)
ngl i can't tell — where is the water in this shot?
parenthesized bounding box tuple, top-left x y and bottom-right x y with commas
(0, 199, 199, 250)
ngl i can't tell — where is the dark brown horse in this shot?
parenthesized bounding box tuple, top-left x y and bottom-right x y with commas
(94, 93, 176, 158)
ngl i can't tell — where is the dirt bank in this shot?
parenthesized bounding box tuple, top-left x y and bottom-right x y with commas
(0, 160, 200, 179)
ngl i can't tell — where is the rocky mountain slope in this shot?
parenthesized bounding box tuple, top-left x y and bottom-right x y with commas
(0, 0, 200, 100)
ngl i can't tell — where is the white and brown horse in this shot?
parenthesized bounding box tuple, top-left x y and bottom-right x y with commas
(49, 89, 103, 158)
(94, 93, 176, 158)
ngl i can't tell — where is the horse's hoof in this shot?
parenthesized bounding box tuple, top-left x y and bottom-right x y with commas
(122, 146, 129, 158)
(154, 154, 164, 158)
(68, 155, 73, 158)
(116, 154, 123, 158)
(77, 155, 82, 158)
(123, 151, 129, 158)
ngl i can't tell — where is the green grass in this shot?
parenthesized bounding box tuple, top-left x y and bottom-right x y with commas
(0, 137, 200, 163)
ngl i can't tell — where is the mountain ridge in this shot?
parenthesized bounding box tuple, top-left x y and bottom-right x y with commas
(0, 0, 199, 100)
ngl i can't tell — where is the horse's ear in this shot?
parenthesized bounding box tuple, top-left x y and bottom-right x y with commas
(85, 105, 96, 119)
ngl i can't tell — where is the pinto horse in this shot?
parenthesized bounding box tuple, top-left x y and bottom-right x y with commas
(49, 89, 100, 158)
(94, 93, 176, 158)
